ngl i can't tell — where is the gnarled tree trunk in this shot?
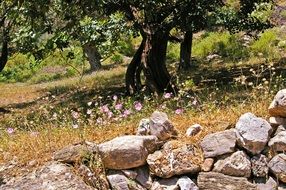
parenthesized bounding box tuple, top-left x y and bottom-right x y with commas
(0, 27, 9, 72)
(141, 29, 174, 94)
(125, 39, 145, 95)
(179, 30, 193, 70)
(83, 43, 102, 72)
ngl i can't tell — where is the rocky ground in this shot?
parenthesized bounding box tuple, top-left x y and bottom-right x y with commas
(1, 90, 286, 190)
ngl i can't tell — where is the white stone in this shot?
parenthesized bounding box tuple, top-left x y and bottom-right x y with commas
(186, 124, 202, 136)
(236, 112, 272, 154)
(200, 129, 237, 158)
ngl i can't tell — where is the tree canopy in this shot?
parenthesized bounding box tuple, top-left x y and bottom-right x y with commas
(0, 0, 276, 95)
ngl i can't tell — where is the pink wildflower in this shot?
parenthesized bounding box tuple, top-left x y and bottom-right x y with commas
(71, 111, 79, 119)
(123, 109, 132, 117)
(164, 93, 172, 99)
(175, 108, 183, 115)
(100, 105, 109, 113)
(115, 103, 123, 110)
(96, 117, 103, 124)
(134, 101, 142, 111)
(107, 111, 113, 118)
(7, 128, 14, 134)
(113, 95, 118, 101)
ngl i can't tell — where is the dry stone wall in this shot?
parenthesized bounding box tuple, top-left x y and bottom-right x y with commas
(1, 90, 286, 190)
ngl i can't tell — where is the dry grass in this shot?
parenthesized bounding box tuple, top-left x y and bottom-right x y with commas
(0, 62, 278, 179)
(0, 90, 271, 168)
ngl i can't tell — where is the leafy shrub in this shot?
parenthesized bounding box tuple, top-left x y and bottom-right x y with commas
(117, 37, 135, 57)
(250, 29, 280, 59)
(0, 53, 41, 82)
(167, 43, 180, 62)
(111, 53, 124, 64)
(192, 31, 248, 61)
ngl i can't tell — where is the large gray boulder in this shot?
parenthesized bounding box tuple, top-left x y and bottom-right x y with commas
(98, 135, 158, 170)
(213, 151, 251, 177)
(147, 141, 200, 178)
(268, 131, 286, 152)
(197, 172, 257, 190)
(269, 89, 286, 117)
(268, 154, 286, 183)
(0, 162, 94, 190)
(200, 129, 237, 158)
(235, 112, 272, 154)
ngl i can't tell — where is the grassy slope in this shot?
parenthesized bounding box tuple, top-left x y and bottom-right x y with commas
(0, 60, 280, 179)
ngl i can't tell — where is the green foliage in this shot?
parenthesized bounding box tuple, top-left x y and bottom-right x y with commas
(167, 43, 180, 62)
(0, 53, 40, 82)
(250, 2, 273, 23)
(250, 28, 279, 59)
(0, 47, 87, 83)
(193, 32, 248, 61)
(111, 53, 124, 64)
(117, 37, 135, 57)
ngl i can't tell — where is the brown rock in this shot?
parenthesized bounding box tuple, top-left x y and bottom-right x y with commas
(257, 177, 277, 190)
(107, 170, 145, 190)
(200, 129, 237, 158)
(275, 125, 286, 136)
(269, 89, 286, 117)
(147, 141, 200, 178)
(269, 117, 286, 126)
(197, 172, 257, 190)
(98, 135, 158, 170)
(151, 178, 179, 190)
(213, 151, 251, 177)
(1, 162, 94, 190)
(53, 141, 97, 164)
(201, 158, 214, 172)
(251, 154, 269, 177)
(78, 164, 109, 189)
(268, 131, 286, 152)
(268, 153, 286, 183)
(149, 111, 178, 141)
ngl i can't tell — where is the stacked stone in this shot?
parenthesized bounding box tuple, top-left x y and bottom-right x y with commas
(2, 91, 286, 190)
(198, 89, 286, 190)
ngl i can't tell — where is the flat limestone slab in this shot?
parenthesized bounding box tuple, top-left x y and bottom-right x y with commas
(197, 172, 257, 190)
